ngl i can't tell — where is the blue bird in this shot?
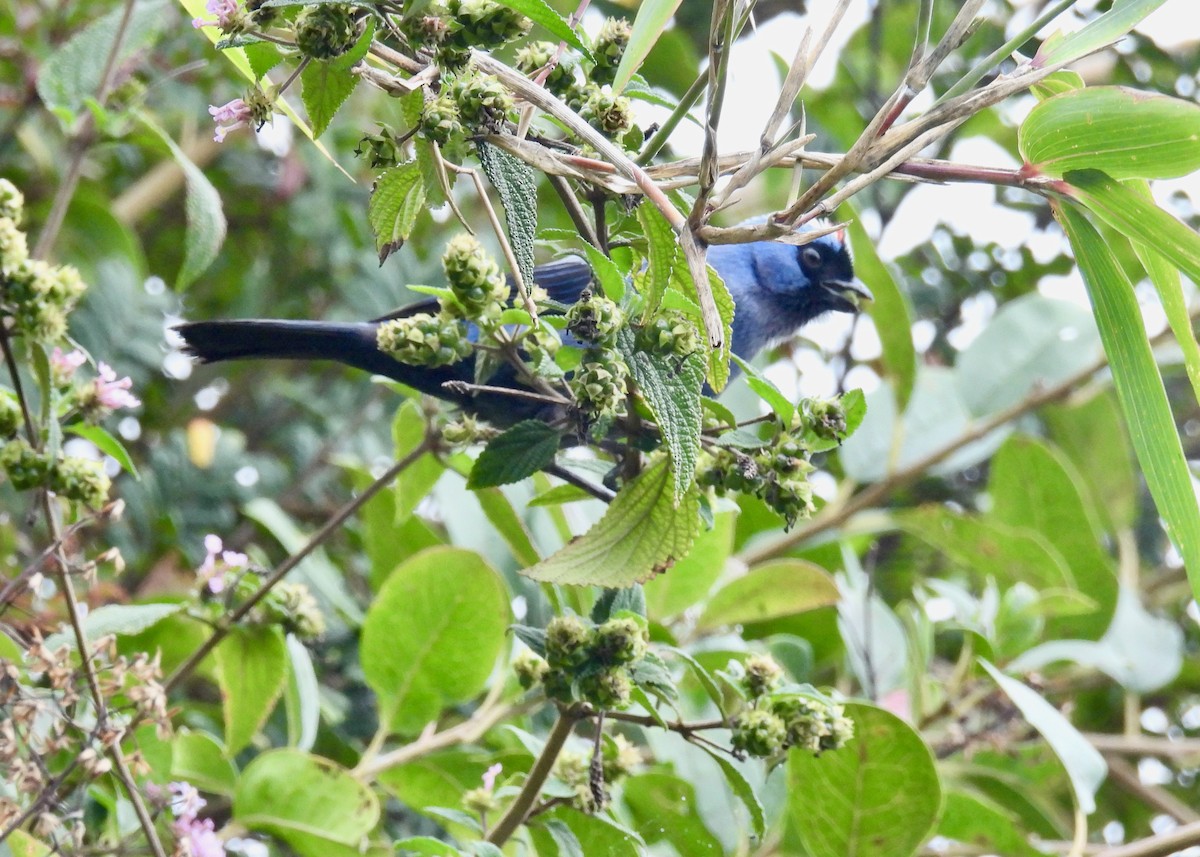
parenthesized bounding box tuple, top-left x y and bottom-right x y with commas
(175, 227, 871, 422)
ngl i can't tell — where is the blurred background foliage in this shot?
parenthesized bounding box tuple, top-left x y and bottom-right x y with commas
(5, 0, 1200, 853)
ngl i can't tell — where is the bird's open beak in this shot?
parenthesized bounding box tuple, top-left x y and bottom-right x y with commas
(822, 278, 874, 313)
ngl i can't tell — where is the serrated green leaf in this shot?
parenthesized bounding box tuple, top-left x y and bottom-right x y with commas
(139, 115, 227, 288)
(468, 420, 562, 488)
(789, 703, 941, 857)
(215, 626, 288, 756)
(369, 160, 426, 263)
(579, 241, 627, 303)
(38, 0, 167, 117)
(731, 354, 793, 424)
(636, 203, 679, 322)
(619, 330, 703, 501)
(1020, 87, 1200, 180)
(65, 422, 139, 479)
(477, 140, 538, 290)
(244, 41, 283, 79)
(611, 0, 685, 94)
(1035, 0, 1169, 68)
(493, 0, 591, 59)
(980, 659, 1106, 814)
(299, 19, 373, 138)
(702, 265, 734, 391)
(521, 457, 700, 586)
(1054, 199, 1200, 601)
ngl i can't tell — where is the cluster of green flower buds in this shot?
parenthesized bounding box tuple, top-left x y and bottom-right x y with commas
(551, 733, 641, 812)
(427, 0, 531, 68)
(514, 41, 577, 98)
(591, 17, 632, 85)
(442, 233, 508, 318)
(294, 3, 358, 61)
(728, 655, 854, 759)
(354, 126, 405, 170)
(566, 291, 623, 344)
(569, 353, 629, 423)
(0, 439, 111, 509)
(377, 312, 472, 368)
(636, 309, 701, 358)
(0, 184, 87, 344)
(419, 69, 514, 147)
(255, 581, 326, 641)
(580, 86, 635, 139)
(519, 613, 649, 711)
(699, 434, 816, 528)
(800, 396, 849, 443)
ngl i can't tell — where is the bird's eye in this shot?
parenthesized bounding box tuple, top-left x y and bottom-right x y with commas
(800, 247, 823, 270)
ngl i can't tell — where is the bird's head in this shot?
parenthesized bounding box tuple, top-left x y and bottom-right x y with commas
(764, 226, 874, 316)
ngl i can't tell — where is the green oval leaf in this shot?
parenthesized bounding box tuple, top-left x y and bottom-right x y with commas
(788, 703, 941, 857)
(234, 749, 379, 855)
(1020, 87, 1200, 180)
(215, 626, 288, 756)
(698, 560, 838, 630)
(361, 547, 509, 734)
(171, 729, 238, 796)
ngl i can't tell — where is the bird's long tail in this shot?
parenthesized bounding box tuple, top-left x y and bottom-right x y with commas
(174, 319, 463, 401)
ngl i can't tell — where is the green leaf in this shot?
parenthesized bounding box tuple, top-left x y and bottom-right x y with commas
(475, 487, 541, 566)
(697, 747, 766, 841)
(788, 703, 941, 857)
(938, 790, 1048, 857)
(1019, 86, 1200, 180)
(493, 0, 590, 58)
(234, 749, 379, 856)
(579, 241, 627, 303)
(139, 115, 227, 289)
(988, 436, 1118, 639)
(636, 203, 679, 322)
(703, 264, 735, 392)
(730, 355, 793, 424)
(541, 807, 645, 857)
(215, 626, 288, 756)
(1030, 70, 1085, 101)
(954, 293, 1101, 417)
(520, 457, 700, 587)
(468, 421, 561, 488)
(477, 140, 538, 290)
(299, 18, 373, 138)
(529, 483, 594, 507)
(284, 634, 320, 751)
(65, 423, 139, 478)
(1055, 200, 1200, 600)
(4, 830, 51, 857)
(1035, 0, 1170, 68)
(644, 510, 734, 619)
(620, 329, 704, 501)
(244, 41, 283, 80)
(979, 659, 1106, 814)
(1043, 391, 1137, 531)
(396, 836, 461, 857)
(361, 547, 509, 734)
(611, 0, 685, 94)
(843, 207, 916, 409)
(698, 560, 838, 630)
(368, 160, 426, 264)
(392, 399, 444, 521)
(171, 729, 238, 796)
(37, 0, 167, 117)
(623, 773, 723, 854)
(46, 602, 182, 650)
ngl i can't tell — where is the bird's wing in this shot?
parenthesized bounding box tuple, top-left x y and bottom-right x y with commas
(370, 255, 594, 323)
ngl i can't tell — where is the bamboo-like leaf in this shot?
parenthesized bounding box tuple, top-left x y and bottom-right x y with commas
(611, 0, 685, 94)
(1035, 0, 1169, 68)
(1054, 201, 1200, 599)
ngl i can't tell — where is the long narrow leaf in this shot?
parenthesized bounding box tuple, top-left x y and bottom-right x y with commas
(1055, 201, 1200, 599)
(611, 0, 685, 94)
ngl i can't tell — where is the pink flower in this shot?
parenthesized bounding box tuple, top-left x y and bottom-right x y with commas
(168, 781, 206, 819)
(93, 363, 141, 410)
(198, 534, 249, 594)
(208, 99, 252, 143)
(50, 347, 86, 381)
(482, 763, 502, 792)
(173, 816, 225, 857)
(192, 0, 240, 30)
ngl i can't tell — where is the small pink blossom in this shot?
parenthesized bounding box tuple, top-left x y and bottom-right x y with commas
(173, 816, 225, 857)
(482, 763, 502, 792)
(208, 99, 252, 143)
(198, 535, 249, 594)
(192, 0, 240, 30)
(93, 363, 141, 410)
(169, 781, 206, 819)
(50, 347, 86, 380)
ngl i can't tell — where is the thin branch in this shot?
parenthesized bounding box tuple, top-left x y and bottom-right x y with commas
(355, 700, 518, 779)
(164, 440, 433, 693)
(1094, 820, 1200, 857)
(542, 462, 616, 503)
(1085, 733, 1200, 759)
(1103, 755, 1200, 824)
(486, 706, 582, 846)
